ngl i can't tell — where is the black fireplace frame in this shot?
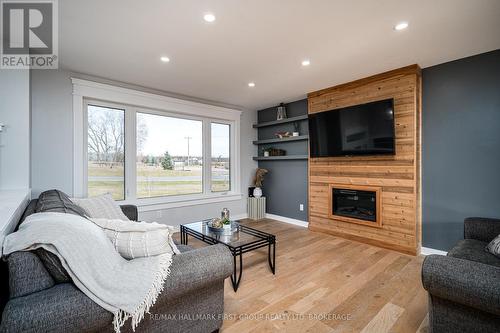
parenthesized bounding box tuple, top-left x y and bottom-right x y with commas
(329, 184, 382, 228)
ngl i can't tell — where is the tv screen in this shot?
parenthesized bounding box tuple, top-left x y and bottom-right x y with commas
(308, 99, 395, 157)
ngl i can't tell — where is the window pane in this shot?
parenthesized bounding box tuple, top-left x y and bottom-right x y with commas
(211, 123, 230, 192)
(137, 113, 203, 198)
(87, 105, 125, 200)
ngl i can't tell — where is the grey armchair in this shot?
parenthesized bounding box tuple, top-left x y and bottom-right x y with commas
(422, 217, 500, 333)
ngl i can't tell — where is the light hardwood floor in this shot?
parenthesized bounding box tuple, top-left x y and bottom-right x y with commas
(184, 218, 429, 333)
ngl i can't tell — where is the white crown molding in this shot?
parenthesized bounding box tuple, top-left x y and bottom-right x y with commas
(71, 77, 242, 121)
(420, 247, 448, 256)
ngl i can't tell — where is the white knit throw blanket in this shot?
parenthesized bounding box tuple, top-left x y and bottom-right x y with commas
(2, 212, 173, 333)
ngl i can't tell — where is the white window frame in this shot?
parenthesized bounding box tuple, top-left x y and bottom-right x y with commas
(72, 78, 242, 211)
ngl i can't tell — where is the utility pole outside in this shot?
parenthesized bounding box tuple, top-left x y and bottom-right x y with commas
(184, 136, 192, 168)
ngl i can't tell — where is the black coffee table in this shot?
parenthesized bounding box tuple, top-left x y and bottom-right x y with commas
(180, 220, 276, 291)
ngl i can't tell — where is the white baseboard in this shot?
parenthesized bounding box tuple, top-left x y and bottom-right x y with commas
(420, 247, 447, 256)
(232, 213, 248, 220)
(265, 213, 309, 228)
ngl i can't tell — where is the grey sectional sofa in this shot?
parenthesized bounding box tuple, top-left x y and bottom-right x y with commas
(422, 217, 500, 333)
(1, 199, 233, 333)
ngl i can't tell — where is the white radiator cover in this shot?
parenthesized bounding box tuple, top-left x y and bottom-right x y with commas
(247, 197, 266, 220)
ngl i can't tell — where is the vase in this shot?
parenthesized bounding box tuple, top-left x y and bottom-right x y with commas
(253, 187, 263, 198)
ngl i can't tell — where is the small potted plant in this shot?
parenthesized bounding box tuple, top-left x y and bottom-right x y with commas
(262, 147, 271, 157)
(222, 217, 231, 229)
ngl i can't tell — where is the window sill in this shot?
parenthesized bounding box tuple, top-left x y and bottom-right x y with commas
(131, 193, 243, 212)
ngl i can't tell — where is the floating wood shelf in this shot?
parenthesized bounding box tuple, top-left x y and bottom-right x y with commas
(253, 155, 308, 161)
(252, 115, 308, 128)
(252, 135, 309, 145)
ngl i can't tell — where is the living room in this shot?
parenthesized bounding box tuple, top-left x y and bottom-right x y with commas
(0, 1, 499, 332)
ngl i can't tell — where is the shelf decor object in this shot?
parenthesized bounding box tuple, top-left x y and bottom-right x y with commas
(276, 103, 287, 120)
(275, 131, 292, 139)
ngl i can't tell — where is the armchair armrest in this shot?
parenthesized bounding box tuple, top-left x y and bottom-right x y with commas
(120, 204, 138, 221)
(464, 217, 500, 243)
(422, 255, 500, 316)
(158, 244, 233, 301)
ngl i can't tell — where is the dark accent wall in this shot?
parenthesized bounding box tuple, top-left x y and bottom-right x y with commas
(257, 99, 308, 221)
(257, 50, 500, 249)
(422, 49, 500, 251)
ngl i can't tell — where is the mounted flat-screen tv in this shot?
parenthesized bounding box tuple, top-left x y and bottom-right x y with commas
(308, 98, 395, 157)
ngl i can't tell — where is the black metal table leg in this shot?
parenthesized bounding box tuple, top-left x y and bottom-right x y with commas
(181, 226, 188, 245)
(230, 249, 243, 292)
(268, 237, 276, 274)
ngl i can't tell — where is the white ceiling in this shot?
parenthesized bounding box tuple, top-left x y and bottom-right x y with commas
(60, 0, 500, 110)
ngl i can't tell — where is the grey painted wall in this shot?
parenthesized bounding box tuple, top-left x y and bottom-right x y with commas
(422, 49, 500, 251)
(0, 70, 30, 190)
(30, 69, 257, 225)
(257, 99, 308, 221)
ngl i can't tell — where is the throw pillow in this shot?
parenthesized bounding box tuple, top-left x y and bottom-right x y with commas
(34, 189, 86, 283)
(34, 248, 72, 283)
(90, 218, 180, 259)
(72, 193, 130, 221)
(486, 234, 500, 258)
(35, 189, 88, 217)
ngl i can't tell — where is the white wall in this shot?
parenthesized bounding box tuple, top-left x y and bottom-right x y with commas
(0, 70, 30, 190)
(31, 70, 73, 195)
(30, 69, 257, 225)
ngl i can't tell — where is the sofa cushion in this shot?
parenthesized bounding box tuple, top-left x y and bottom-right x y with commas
(7, 251, 55, 298)
(448, 239, 500, 267)
(176, 244, 193, 253)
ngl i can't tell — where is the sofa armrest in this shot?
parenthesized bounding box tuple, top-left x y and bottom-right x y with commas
(0, 283, 113, 333)
(464, 217, 500, 243)
(158, 244, 233, 301)
(422, 254, 500, 316)
(120, 204, 138, 221)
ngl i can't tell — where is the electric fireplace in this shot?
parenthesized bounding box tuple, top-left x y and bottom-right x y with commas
(330, 185, 381, 227)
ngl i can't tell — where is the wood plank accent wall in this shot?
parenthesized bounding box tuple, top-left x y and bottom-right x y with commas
(307, 65, 422, 255)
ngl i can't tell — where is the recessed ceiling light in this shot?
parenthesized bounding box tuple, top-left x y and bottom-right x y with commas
(248, 82, 255, 87)
(160, 56, 170, 63)
(204, 13, 216, 22)
(301, 59, 311, 66)
(394, 22, 409, 31)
